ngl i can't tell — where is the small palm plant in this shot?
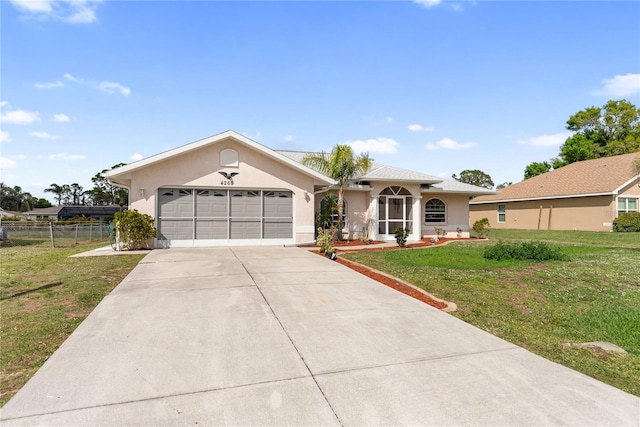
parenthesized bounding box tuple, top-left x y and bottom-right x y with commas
(303, 145, 372, 240)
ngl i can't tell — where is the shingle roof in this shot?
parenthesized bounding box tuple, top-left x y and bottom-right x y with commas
(277, 150, 494, 195)
(471, 152, 640, 204)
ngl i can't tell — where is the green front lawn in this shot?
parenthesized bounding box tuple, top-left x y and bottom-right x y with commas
(0, 243, 145, 406)
(343, 231, 640, 396)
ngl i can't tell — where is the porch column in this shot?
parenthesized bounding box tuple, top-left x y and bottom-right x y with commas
(369, 196, 379, 240)
(412, 196, 422, 241)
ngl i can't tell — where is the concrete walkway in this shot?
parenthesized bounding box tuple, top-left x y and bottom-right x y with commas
(1, 247, 638, 426)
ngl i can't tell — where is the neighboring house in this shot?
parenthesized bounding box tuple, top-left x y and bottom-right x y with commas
(0, 208, 26, 220)
(470, 152, 640, 231)
(23, 205, 123, 222)
(104, 130, 494, 248)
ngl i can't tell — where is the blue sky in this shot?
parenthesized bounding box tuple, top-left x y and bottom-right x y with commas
(2, 0, 639, 201)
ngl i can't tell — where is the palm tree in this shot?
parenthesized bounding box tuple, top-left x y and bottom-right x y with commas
(69, 183, 85, 205)
(303, 145, 372, 240)
(44, 183, 65, 205)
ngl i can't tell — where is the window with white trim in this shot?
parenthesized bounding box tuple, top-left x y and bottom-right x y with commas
(498, 204, 506, 223)
(618, 197, 639, 215)
(424, 198, 446, 223)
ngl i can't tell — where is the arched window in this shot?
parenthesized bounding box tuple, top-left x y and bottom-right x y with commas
(319, 194, 347, 229)
(424, 198, 446, 223)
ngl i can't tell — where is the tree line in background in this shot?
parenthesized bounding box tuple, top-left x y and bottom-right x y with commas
(0, 164, 128, 212)
(3, 99, 638, 211)
(452, 99, 640, 189)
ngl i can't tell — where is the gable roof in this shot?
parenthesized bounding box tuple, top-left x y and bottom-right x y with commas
(471, 152, 640, 204)
(104, 130, 334, 186)
(278, 151, 441, 183)
(278, 150, 495, 195)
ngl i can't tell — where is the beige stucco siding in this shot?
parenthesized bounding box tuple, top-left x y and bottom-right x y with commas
(422, 193, 472, 237)
(126, 138, 317, 243)
(469, 195, 617, 231)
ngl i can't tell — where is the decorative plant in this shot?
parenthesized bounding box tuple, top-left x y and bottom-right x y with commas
(394, 227, 409, 247)
(113, 209, 157, 250)
(316, 226, 337, 253)
(456, 227, 463, 238)
(472, 217, 491, 238)
(434, 227, 446, 239)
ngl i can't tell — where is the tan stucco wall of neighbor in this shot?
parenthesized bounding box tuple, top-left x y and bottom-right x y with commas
(619, 179, 640, 199)
(126, 137, 317, 243)
(469, 195, 618, 231)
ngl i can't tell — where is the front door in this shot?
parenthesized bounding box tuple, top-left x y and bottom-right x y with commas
(378, 187, 413, 240)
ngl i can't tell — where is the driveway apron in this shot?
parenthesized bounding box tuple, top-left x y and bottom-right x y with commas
(1, 247, 638, 426)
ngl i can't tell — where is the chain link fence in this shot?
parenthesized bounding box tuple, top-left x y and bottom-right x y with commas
(0, 222, 110, 248)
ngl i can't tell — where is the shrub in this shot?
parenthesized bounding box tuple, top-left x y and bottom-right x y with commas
(113, 209, 157, 250)
(613, 212, 640, 232)
(394, 227, 409, 247)
(483, 240, 569, 261)
(316, 226, 337, 253)
(472, 218, 491, 238)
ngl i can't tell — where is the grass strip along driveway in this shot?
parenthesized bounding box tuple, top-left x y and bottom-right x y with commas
(0, 242, 145, 406)
(342, 230, 640, 397)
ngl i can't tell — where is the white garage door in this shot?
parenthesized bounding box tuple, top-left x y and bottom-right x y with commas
(158, 188, 293, 246)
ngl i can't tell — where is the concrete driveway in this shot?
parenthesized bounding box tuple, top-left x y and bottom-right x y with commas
(1, 247, 638, 426)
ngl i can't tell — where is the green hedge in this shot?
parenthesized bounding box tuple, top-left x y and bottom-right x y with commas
(613, 212, 640, 232)
(484, 241, 569, 261)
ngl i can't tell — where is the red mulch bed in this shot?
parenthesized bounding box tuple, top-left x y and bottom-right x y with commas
(313, 237, 458, 310)
(334, 256, 448, 310)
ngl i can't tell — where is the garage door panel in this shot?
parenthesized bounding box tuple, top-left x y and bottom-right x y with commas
(264, 220, 293, 239)
(195, 219, 227, 239)
(159, 189, 193, 218)
(231, 191, 261, 218)
(230, 219, 261, 239)
(264, 192, 293, 218)
(158, 219, 193, 240)
(196, 190, 227, 218)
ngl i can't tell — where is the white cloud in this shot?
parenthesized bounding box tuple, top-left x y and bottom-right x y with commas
(53, 113, 71, 122)
(348, 137, 399, 154)
(9, 0, 52, 13)
(283, 135, 295, 142)
(594, 73, 640, 97)
(48, 153, 86, 160)
(385, 116, 394, 124)
(414, 0, 441, 8)
(130, 153, 143, 161)
(30, 131, 60, 139)
(517, 132, 572, 147)
(0, 130, 10, 143)
(64, 73, 81, 82)
(0, 103, 41, 124)
(9, 0, 102, 24)
(99, 81, 131, 96)
(426, 137, 477, 150)
(0, 156, 17, 169)
(35, 81, 64, 89)
(408, 123, 435, 132)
